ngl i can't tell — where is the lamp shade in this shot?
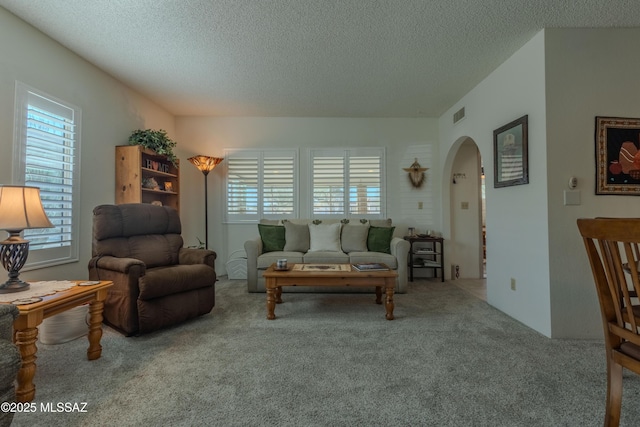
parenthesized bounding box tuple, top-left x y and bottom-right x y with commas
(0, 185, 54, 232)
(187, 156, 223, 175)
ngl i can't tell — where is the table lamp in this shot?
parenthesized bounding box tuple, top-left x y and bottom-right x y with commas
(0, 185, 54, 293)
(187, 155, 223, 249)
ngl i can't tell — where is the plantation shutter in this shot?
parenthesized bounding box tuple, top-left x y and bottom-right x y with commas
(227, 155, 259, 221)
(22, 92, 75, 250)
(263, 154, 295, 216)
(225, 149, 297, 222)
(312, 155, 345, 215)
(349, 155, 381, 215)
(311, 148, 385, 218)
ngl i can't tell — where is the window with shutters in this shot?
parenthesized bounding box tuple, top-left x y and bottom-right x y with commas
(224, 149, 297, 223)
(12, 82, 81, 270)
(310, 148, 385, 218)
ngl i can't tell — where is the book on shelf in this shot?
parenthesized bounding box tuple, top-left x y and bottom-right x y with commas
(352, 262, 389, 271)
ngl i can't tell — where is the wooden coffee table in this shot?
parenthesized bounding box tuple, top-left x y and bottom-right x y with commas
(262, 264, 397, 320)
(6, 280, 112, 402)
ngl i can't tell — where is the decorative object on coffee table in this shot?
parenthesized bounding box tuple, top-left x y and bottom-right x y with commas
(187, 155, 224, 249)
(0, 186, 54, 293)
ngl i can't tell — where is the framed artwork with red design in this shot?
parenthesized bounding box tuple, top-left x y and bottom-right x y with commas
(595, 116, 640, 195)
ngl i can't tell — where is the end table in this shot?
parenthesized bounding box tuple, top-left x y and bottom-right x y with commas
(404, 236, 445, 282)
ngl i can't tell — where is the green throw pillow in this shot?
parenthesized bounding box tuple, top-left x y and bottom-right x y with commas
(367, 226, 395, 254)
(258, 224, 285, 252)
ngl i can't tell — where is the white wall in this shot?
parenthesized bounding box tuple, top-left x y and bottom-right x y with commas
(439, 31, 551, 336)
(175, 117, 439, 272)
(545, 29, 640, 338)
(0, 8, 175, 281)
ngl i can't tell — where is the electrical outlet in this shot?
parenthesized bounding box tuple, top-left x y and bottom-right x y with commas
(418, 201, 423, 209)
(510, 278, 516, 291)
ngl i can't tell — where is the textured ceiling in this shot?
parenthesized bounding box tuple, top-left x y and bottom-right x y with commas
(2, 0, 640, 117)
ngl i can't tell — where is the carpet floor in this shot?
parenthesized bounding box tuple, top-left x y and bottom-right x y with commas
(9, 278, 640, 427)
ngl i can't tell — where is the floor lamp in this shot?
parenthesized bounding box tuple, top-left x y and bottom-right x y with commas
(0, 185, 54, 293)
(187, 156, 223, 250)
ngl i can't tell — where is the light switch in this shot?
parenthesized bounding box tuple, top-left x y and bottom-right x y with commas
(564, 190, 581, 206)
(418, 202, 423, 209)
(461, 201, 469, 210)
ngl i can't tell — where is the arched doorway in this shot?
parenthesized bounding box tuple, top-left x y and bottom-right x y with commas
(442, 137, 485, 286)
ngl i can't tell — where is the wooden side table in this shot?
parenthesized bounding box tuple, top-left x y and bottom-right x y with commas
(404, 236, 445, 282)
(6, 280, 112, 402)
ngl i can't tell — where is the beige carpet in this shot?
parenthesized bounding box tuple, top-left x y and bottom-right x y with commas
(9, 278, 640, 426)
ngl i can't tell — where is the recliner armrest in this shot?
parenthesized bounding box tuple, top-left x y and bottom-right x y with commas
(179, 248, 217, 268)
(88, 255, 146, 276)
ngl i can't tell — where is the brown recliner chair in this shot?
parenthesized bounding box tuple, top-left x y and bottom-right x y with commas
(88, 204, 216, 335)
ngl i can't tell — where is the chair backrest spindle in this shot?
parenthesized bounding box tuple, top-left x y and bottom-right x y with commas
(578, 217, 640, 427)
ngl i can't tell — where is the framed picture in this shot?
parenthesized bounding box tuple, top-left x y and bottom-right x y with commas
(595, 116, 640, 195)
(164, 181, 173, 192)
(493, 115, 529, 188)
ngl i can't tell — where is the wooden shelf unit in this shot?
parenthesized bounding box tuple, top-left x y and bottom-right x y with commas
(115, 145, 180, 213)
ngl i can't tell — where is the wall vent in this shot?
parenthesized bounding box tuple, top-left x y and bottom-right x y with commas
(453, 107, 465, 124)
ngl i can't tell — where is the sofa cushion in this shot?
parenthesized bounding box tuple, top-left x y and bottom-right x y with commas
(308, 222, 342, 252)
(258, 224, 286, 252)
(138, 264, 216, 300)
(257, 251, 305, 269)
(283, 221, 310, 252)
(303, 251, 350, 264)
(367, 226, 395, 254)
(369, 219, 392, 228)
(341, 223, 370, 253)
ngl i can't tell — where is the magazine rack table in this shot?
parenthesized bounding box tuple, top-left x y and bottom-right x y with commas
(3, 280, 112, 402)
(262, 264, 397, 320)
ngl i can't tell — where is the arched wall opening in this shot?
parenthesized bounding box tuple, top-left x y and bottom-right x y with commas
(442, 136, 484, 280)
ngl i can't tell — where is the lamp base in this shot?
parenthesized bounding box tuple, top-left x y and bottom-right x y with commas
(0, 239, 30, 294)
(0, 279, 30, 294)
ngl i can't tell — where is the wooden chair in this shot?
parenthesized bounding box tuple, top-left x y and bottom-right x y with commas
(578, 218, 640, 427)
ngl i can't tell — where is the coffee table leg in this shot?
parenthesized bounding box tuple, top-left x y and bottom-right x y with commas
(266, 287, 277, 320)
(87, 299, 105, 360)
(14, 327, 38, 402)
(385, 285, 395, 320)
(375, 286, 382, 304)
(276, 286, 283, 304)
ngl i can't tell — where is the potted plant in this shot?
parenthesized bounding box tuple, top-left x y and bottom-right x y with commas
(128, 129, 178, 165)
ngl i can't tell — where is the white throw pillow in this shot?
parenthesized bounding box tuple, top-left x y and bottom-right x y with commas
(308, 222, 342, 252)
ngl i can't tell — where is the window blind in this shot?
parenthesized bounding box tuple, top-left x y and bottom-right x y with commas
(225, 149, 297, 222)
(263, 155, 295, 215)
(13, 82, 81, 269)
(311, 148, 385, 218)
(312, 156, 345, 214)
(23, 95, 75, 250)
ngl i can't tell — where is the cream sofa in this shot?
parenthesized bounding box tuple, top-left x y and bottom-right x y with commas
(244, 219, 410, 293)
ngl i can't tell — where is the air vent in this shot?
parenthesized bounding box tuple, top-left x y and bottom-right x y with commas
(453, 107, 465, 124)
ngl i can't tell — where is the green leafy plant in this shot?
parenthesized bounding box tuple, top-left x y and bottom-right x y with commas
(128, 129, 178, 165)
